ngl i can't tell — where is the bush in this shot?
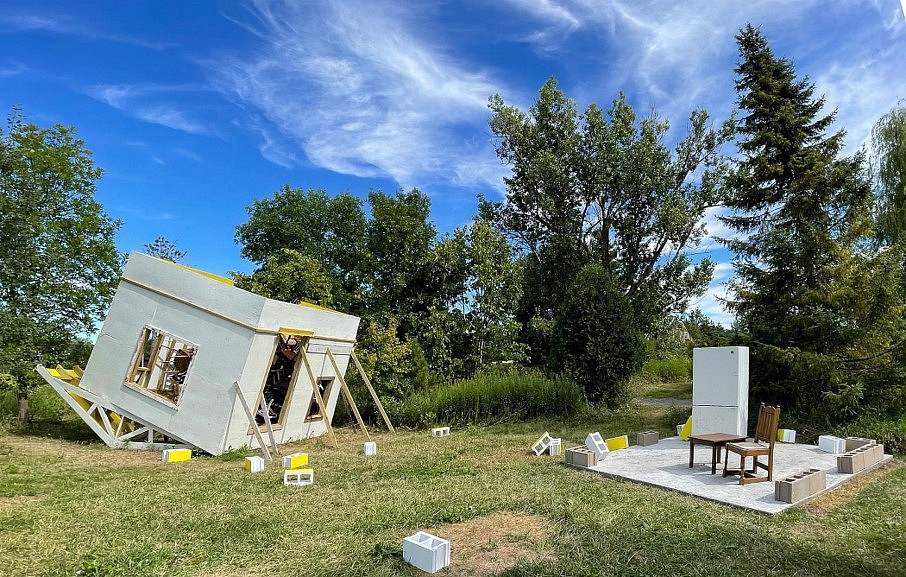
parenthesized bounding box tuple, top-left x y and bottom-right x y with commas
(639, 356, 692, 383)
(387, 369, 584, 427)
(551, 264, 647, 407)
(834, 413, 906, 456)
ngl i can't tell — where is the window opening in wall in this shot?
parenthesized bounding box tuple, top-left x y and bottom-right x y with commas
(125, 326, 197, 404)
(256, 334, 303, 427)
(306, 376, 334, 421)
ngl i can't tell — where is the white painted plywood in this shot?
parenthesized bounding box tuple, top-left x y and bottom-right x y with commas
(691, 404, 748, 436)
(692, 346, 749, 407)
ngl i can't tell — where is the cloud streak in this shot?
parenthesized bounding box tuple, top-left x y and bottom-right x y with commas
(84, 84, 214, 135)
(212, 0, 507, 192)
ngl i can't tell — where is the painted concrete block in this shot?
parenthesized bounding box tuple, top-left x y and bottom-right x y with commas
(844, 436, 875, 452)
(566, 446, 598, 468)
(818, 435, 845, 454)
(244, 456, 265, 472)
(605, 434, 629, 451)
(532, 432, 553, 456)
(283, 468, 314, 486)
(636, 431, 659, 446)
(282, 452, 309, 469)
(585, 432, 608, 455)
(364, 441, 377, 456)
(432, 426, 450, 437)
(777, 429, 797, 443)
(162, 448, 192, 463)
(548, 438, 561, 456)
(402, 531, 451, 574)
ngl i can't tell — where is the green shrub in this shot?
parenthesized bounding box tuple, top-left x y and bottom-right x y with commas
(834, 413, 906, 456)
(639, 356, 692, 383)
(388, 369, 584, 427)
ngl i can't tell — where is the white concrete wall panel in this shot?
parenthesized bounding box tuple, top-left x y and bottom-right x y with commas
(691, 405, 748, 436)
(692, 347, 749, 407)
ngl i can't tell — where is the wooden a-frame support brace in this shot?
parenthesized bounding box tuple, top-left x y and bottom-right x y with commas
(300, 348, 339, 448)
(326, 348, 370, 441)
(350, 350, 395, 433)
(234, 381, 273, 461)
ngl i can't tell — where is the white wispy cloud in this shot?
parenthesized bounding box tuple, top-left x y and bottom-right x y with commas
(212, 0, 506, 192)
(0, 61, 27, 77)
(84, 84, 213, 135)
(0, 12, 174, 50)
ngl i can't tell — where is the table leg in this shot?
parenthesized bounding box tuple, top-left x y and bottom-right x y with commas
(711, 445, 718, 474)
(689, 439, 695, 468)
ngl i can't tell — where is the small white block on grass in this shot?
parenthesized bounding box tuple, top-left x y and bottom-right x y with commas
(244, 456, 265, 473)
(432, 426, 450, 437)
(818, 435, 845, 454)
(532, 432, 553, 456)
(364, 441, 377, 456)
(403, 531, 451, 574)
(548, 438, 561, 456)
(283, 468, 314, 486)
(585, 432, 609, 456)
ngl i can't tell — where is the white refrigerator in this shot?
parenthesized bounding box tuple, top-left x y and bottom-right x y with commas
(691, 346, 749, 436)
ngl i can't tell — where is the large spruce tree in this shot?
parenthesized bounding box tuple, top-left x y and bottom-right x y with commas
(722, 25, 904, 421)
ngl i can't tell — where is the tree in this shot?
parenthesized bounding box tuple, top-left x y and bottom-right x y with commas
(721, 25, 904, 421)
(486, 78, 735, 333)
(871, 105, 906, 247)
(233, 248, 333, 307)
(0, 108, 122, 422)
(552, 263, 646, 407)
(143, 236, 186, 262)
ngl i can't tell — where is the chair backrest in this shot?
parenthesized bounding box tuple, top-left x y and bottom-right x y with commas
(753, 403, 781, 446)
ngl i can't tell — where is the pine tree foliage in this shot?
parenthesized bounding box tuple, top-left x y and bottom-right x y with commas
(722, 25, 905, 420)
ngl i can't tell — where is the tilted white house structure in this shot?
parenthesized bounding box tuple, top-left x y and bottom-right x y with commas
(37, 252, 382, 456)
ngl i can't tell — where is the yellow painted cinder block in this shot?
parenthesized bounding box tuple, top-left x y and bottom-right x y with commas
(679, 417, 693, 441)
(281, 452, 309, 469)
(605, 434, 629, 451)
(162, 448, 192, 462)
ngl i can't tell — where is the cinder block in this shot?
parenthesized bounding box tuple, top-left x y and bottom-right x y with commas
(364, 441, 377, 456)
(282, 452, 309, 469)
(775, 473, 811, 503)
(532, 432, 553, 456)
(837, 453, 857, 474)
(777, 429, 797, 443)
(283, 468, 314, 486)
(818, 435, 845, 454)
(566, 446, 598, 468)
(837, 447, 870, 474)
(807, 468, 826, 495)
(548, 438, 561, 456)
(636, 431, 659, 446)
(402, 531, 451, 574)
(162, 448, 192, 463)
(871, 443, 885, 463)
(605, 434, 629, 451)
(844, 436, 875, 452)
(244, 456, 265, 473)
(432, 426, 450, 437)
(585, 432, 608, 456)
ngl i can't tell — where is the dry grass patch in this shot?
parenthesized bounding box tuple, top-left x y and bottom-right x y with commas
(806, 460, 903, 516)
(432, 511, 553, 576)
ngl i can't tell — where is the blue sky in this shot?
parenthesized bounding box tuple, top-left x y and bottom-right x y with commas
(2, 1, 905, 326)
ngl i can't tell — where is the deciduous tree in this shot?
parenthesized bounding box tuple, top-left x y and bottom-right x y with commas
(0, 108, 122, 422)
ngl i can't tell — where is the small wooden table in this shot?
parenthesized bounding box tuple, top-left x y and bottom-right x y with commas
(688, 433, 747, 474)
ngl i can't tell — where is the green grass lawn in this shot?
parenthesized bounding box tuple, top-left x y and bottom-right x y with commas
(0, 403, 903, 577)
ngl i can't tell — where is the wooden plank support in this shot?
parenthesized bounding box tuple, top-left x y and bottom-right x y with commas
(258, 394, 281, 456)
(326, 348, 371, 442)
(350, 350, 395, 433)
(234, 381, 272, 461)
(301, 350, 339, 448)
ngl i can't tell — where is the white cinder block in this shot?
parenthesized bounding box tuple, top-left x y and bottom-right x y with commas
(818, 435, 845, 454)
(364, 441, 377, 456)
(532, 432, 553, 456)
(432, 426, 450, 437)
(548, 438, 561, 456)
(402, 531, 451, 574)
(244, 455, 265, 472)
(585, 432, 609, 456)
(283, 468, 314, 486)
(778, 429, 797, 443)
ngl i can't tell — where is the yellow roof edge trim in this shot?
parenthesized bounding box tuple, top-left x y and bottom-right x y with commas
(296, 300, 340, 313)
(145, 254, 234, 286)
(278, 327, 315, 337)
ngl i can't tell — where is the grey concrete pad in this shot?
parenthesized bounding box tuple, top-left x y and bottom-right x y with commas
(581, 436, 892, 514)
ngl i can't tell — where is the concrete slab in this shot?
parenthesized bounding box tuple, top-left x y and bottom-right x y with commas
(578, 436, 892, 515)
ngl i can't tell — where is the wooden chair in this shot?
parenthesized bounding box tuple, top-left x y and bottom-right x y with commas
(722, 404, 781, 485)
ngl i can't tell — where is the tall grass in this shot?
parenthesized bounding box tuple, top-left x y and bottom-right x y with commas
(638, 355, 692, 383)
(388, 370, 584, 427)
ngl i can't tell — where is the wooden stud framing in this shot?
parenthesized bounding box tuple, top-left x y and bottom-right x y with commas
(350, 350, 395, 433)
(234, 381, 273, 461)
